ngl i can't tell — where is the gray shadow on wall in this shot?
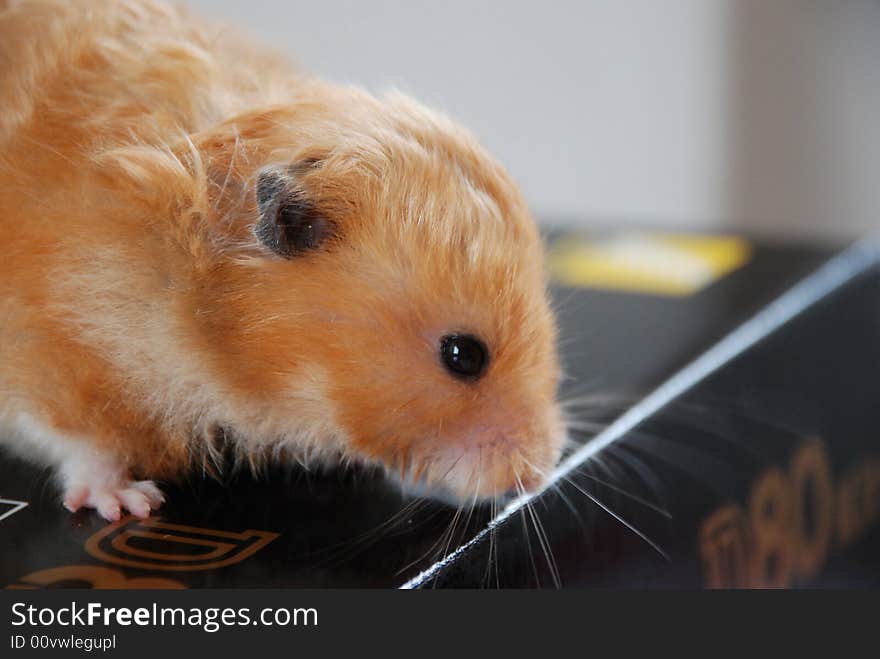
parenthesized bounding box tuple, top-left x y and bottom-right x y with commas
(725, 0, 880, 242)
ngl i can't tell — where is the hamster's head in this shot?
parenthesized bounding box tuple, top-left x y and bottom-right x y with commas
(193, 90, 564, 504)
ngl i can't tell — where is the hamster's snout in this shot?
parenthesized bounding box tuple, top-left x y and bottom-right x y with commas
(439, 334, 489, 381)
(398, 402, 566, 505)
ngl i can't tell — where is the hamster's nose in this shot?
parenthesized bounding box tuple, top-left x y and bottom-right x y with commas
(439, 334, 489, 380)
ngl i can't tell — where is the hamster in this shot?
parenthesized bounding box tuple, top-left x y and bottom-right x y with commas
(0, 0, 564, 521)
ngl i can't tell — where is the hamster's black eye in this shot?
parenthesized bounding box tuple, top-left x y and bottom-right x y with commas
(440, 334, 489, 381)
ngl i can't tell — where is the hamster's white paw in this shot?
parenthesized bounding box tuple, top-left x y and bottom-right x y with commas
(63, 479, 165, 521)
(56, 444, 166, 521)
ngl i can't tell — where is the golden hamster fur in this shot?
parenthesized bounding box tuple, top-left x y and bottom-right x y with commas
(0, 0, 564, 521)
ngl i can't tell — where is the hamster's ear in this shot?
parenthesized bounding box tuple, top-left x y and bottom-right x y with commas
(254, 163, 333, 258)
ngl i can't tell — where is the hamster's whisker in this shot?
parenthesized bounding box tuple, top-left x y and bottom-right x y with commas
(459, 497, 480, 561)
(564, 419, 608, 432)
(601, 443, 669, 506)
(392, 510, 453, 579)
(439, 504, 465, 567)
(483, 494, 496, 588)
(459, 449, 483, 538)
(561, 474, 670, 561)
(492, 496, 501, 589)
(517, 445, 671, 557)
(608, 426, 744, 494)
(528, 498, 561, 588)
(514, 476, 542, 588)
(514, 467, 561, 589)
(550, 479, 590, 532)
(654, 393, 801, 440)
(555, 373, 606, 397)
(568, 466, 671, 518)
(420, 498, 466, 575)
(517, 454, 590, 528)
(547, 284, 583, 317)
(317, 496, 432, 567)
(371, 497, 427, 535)
(406, 504, 467, 587)
(433, 452, 465, 486)
(409, 458, 428, 485)
(388, 394, 423, 418)
(558, 392, 635, 413)
(543, 437, 670, 519)
(482, 454, 501, 589)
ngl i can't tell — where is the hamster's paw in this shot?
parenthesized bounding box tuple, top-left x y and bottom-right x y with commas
(59, 446, 166, 522)
(62, 480, 165, 522)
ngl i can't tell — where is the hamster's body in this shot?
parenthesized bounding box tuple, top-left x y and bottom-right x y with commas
(0, 0, 564, 520)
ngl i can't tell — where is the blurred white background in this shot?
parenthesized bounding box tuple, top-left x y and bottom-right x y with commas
(186, 0, 879, 241)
